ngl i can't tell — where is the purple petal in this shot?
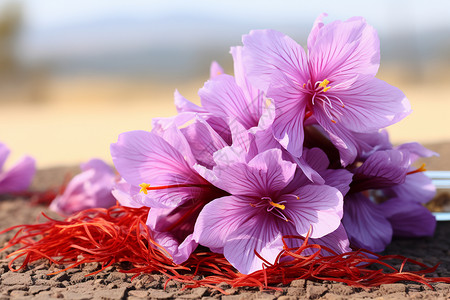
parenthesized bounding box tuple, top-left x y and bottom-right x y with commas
(385, 172, 436, 204)
(230, 46, 264, 117)
(111, 178, 145, 208)
(291, 155, 324, 184)
(307, 13, 328, 53)
(379, 198, 436, 237)
(302, 147, 352, 192)
(307, 224, 351, 257)
(199, 74, 260, 129)
(396, 142, 438, 163)
(209, 149, 297, 197)
(0, 155, 36, 194)
(80, 158, 114, 175)
(247, 149, 297, 194)
(351, 149, 409, 192)
(308, 16, 380, 84)
(223, 219, 287, 274)
(270, 85, 308, 157)
(0, 142, 11, 171)
(242, 29, 309, 92)
(193, 195, 257, 250)
(110, 130, 206, 208)
(282, 185, 343, 238)
(210, 61, 224, 79)
(152, 232, 198, 264)
(352, 130, 392, 160)
(317, 77, 411, 133)
(174, 90, 205, 113)
(314, 121, 358, 166)
(50, 158, 116, 215)
(181, 118, 228, 168)
(342, 193, 392, 252)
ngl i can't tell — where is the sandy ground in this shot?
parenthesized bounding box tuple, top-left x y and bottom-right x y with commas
(0, 76, 450, 169)
(0, 142, 448, 299)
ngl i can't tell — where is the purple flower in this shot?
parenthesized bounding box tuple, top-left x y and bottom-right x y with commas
(50, 159, 117, 215)
(342, 143, 437, 252)
(193, 149, 343, 274)
(110, 128, 226, 263)
(0, 142, 36, 194)
(242, 14, 411, 165)
(199, 47, 268, 131)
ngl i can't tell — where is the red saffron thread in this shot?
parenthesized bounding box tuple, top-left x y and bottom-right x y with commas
(0, 204, 449, 293)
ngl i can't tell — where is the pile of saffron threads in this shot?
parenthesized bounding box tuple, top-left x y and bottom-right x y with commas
(1, 204, 449, 293)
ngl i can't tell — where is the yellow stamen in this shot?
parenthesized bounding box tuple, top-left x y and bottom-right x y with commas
(269, 201, 285, 210)
(323, 86, 331, 92)
(318, 79, 330, 87)
(331, 119, 337, 124)
(139, 183, 151, 194)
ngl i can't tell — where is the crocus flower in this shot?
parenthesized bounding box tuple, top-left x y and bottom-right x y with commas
(193, 149, 344, 274)
(110, 127, 226, 263)
(0, 142, 36, 194)
(50, 159, 117, 215)
(342, 144, 437, 252)
(242, 14, 411, 165)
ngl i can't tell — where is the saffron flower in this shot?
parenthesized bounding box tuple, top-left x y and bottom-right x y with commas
(50, 159, 117, 215)
(342, 142, 437, 252)
(242, 14, 411, 165)
(193, 149, 344, 274)
(0, 142, 36, 194)
(110, 127, 226, 263)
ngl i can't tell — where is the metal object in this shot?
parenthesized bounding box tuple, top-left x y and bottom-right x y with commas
(425, 171, 450, 221)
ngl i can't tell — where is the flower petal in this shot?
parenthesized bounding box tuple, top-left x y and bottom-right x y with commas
(223, 216, 294, 274)
(0, 155, 36, 194)
(230, 46, 263, 112)
(208, 149, 296, 197)
(396, 142, 438, 163)
(242, 29, 309, 92)
(307, 224, 351, 257)
(110, 130, 205, 208)
(174, 90, 205, 113)
(210, 61, 224, 79)
(181, 117, 228, 168)
(386, 172, 436, 204)
(50, 159, 116, 214)
(199, 74, 260, 129)
(351, 149, 409, 192)
(317, 77, 411, 133)
(0, 142, 11, 171)
(308, 16, 380, 84)
(282, 185, 343, 238)
(152, 232, 198, 264)
(270, 84, 308, 157)
(193, 195, 256, 249)
(379, 198, 436, 238)
(111, 179, 145, 208)
(342, 193, 392, 252)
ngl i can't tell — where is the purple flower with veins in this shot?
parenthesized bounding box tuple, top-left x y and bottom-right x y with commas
(50, 159, 117, 215)
(193, 149, 343, 274)
(242, 14, 411, 165)
(343, 142, 437, 252)
(0, 142, 36, 194)
(110, 127, 227, 264)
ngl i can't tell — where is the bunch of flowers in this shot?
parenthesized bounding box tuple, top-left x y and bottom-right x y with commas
(109, 14, 436, 274)
(3, 14, 448, 290)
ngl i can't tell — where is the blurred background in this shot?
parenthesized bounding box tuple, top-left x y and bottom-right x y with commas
(0, 0, 449, 169)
